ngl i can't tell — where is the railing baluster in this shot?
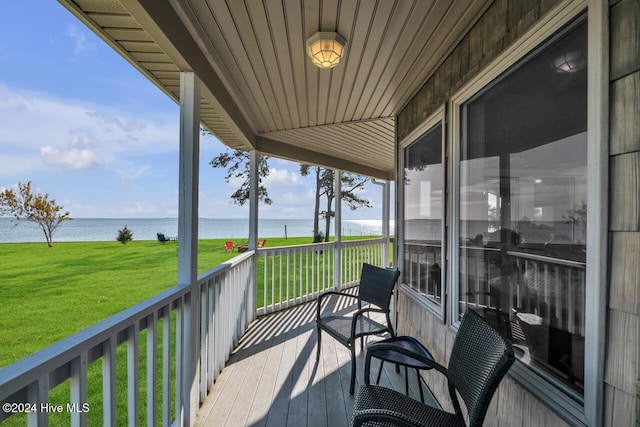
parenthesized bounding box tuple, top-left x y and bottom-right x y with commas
(175, 298, 184, 427)
(554, 265, 562, 324)
(213, 278, 221, 378)
(271, 253, 276, 313)
(262, 251, 267, 314)
(102, 337, 117, 427)
(567, 268, 575, 334)
(27, 376, 49, 427)
(70, 352, 88, 427)
(127, 324, 139, 427)
(207, 281, 215, 388)
(474, 249, 480, 307)
(162, 306, 171, 427)
(285, 249, 290, 308)
(199, 286, 207, 404)
(147, 312, 158, 427)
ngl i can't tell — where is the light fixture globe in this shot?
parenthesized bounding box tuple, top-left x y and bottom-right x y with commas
(306, 31, 347, 69)
(552, 50, 586, 73)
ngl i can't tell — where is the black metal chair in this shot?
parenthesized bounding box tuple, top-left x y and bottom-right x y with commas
(316, 263, 400, 394)
(366, 335, 436, 403)
(352, 309, 515, 427)
(157, 232, 171, 243)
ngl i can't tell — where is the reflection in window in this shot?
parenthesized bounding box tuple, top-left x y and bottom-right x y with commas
(458, 19, 587, 401)
(403, 123, 443, 306)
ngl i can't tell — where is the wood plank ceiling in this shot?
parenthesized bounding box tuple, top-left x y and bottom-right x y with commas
(59, 0, 490, 179)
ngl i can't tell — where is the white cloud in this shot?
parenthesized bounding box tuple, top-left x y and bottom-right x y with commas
(67, 25, 95, 55)
(116, 165, 151, 185)
(69, 129, 97, 148)
(40, 146, 104, 169)
(0, 85, 179, 162)
(86, 111, 149, 136)
(264, 168, 302, 186)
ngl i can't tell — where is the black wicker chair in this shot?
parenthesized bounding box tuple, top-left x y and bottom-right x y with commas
(352, 309, 515, 427)
(316, 263, 400, 394)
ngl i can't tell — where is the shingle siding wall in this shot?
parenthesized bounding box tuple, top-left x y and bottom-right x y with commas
(396, 0, 640, 425)
(397, 0, 561, 141)
(606, 0, 640, 425)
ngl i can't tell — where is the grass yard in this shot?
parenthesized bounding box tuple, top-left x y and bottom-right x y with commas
(0, 235, 379, 368)
(0, 235, 381, 426)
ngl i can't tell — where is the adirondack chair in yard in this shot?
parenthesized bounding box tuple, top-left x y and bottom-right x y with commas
(224, 241, 235, 252)
(157, 233, 172, 243)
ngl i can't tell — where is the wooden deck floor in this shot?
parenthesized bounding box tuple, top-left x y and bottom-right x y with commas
(195, 294, 437, 427)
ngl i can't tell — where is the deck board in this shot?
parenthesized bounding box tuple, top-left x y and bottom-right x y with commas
(196, 296, 437, 427)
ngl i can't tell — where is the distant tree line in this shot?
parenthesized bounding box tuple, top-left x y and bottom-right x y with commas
(210, 149, 371, 241)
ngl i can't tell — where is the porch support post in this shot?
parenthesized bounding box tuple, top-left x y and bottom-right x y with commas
(248, 150, 259, 318)
(334, 170, 342, 290)
(177, 71, 200, 425)
(585, 0, 608, 425)
(248, 150, 259, 250)
(382, 180, 390, 267)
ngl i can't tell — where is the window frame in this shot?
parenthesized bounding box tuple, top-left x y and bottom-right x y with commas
(447, 1, 605, 425)
(398, 105, 447, 320)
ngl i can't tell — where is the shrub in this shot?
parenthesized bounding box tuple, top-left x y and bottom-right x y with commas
(116, 225, 133, 244)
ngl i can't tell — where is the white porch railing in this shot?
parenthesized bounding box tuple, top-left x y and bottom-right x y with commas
(257, 238, 388, 315)
(0, 251, 254, 427)
(458, 247, 587, 336)
(0, 239, 386, 426)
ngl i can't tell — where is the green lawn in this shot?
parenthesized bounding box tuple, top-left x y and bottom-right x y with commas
(0, 236, 378, 367)
(0, 235, 381, 426)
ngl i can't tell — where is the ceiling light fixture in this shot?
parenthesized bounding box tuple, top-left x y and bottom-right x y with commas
(306, 31, 347, 69)
(552, 50, 585, 74)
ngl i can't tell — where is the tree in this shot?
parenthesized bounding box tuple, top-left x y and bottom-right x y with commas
(210, 149, 272, 206)
(300, 164, 322, 241)
(301, 165, 372, 241)
(0, 181, 72, 247)
(117, 225, 133, 244)
(563, 201, 587, 244)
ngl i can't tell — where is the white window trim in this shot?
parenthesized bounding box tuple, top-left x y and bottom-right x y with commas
(398, 105, 447, 320)
(447, 0, 607, 425)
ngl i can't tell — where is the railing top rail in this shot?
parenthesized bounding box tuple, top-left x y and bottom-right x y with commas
(256, 237, 386, 253)
(340, 237, 385, 247)
(0, 283, 191, 400)
(425, 243, 586, 269)
(507, 249, 586, 268)
(197, 250, 253, 282)
(405, 241, 444, 248)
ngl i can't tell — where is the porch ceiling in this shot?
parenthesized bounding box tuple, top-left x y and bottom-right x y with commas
(59, 0, 490, 179)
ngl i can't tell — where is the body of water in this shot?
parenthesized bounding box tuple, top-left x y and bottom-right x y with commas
(0, 217, 392, 243)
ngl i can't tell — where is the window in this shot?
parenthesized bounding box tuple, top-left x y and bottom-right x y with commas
(402, 120, 445, 308)
(456, 18, 587, 403)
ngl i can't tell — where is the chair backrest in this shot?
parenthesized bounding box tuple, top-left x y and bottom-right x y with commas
(357, 263, 400, 312)
(446, 309, 515, 426)
(157, 233, 166, 241)
(225, 241, 234, 249)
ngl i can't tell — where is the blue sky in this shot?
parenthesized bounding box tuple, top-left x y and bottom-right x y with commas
(0, 1, 388, 220)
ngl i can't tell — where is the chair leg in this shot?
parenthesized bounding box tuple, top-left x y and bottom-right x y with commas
(416, 368, 424, 403)
(349, 345, 356, 395)
(316, 327, 321, 362)
(375, 360, 384, 384)
(404, 366, 409, 396)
